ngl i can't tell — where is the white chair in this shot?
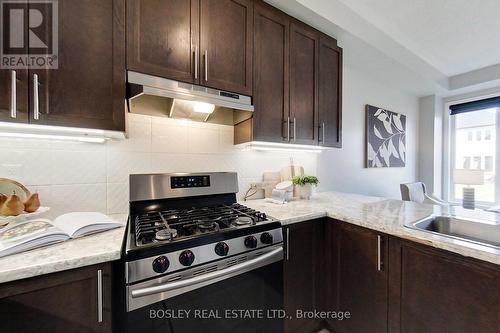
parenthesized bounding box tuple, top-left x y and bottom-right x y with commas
(400, 182, 451, 206)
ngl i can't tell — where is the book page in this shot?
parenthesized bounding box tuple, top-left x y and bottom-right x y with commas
(52, 212, 121, 238)
(0, 220, 69, 257)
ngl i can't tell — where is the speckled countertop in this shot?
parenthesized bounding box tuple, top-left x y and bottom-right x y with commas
(243, 192, 500, 266)
(0, 192, 499, 284)
(0, 214, 128, 284)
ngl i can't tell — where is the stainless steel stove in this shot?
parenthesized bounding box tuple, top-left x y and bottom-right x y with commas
(120, 172, 284, 333)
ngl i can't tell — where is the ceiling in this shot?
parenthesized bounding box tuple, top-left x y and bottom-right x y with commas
(337, 0, 500, 76)
(269, 0, 500, 96)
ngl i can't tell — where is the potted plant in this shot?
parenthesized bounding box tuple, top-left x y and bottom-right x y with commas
(292, 175, 319, 200)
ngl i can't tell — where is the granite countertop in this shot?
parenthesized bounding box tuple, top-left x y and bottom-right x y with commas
(1, 191, 498, 284)
(243, 192, 500, 266)
(0, 214, 128, 284)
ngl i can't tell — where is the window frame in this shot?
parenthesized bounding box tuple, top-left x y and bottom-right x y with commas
(444, 94, 500, 207)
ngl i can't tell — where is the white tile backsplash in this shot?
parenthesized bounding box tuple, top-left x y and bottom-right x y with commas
(0, 113, 318, 216)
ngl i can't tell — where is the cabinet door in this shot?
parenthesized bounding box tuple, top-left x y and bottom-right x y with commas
(318, 35, 342, 148)
(389, 239, 500, 333)
(0, 69, 29, 123)
(29, 0, 125, 131)
(284, 220, 323, 333)
(127, 0, 199, 84)
(334, 222, 388, 333)
(252, 2, 289, 142)
(289, 21, 318, 145)
(0, 263, 112, 333)
(200, 0, 253, 95)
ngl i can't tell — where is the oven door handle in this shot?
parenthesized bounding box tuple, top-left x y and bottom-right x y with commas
(131, 246, 283, 298)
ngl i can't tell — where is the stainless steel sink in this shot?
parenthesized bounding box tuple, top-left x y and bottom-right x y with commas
(406, 215, 500, 249)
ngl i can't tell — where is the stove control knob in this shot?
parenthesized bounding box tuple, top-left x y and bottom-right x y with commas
(260, 232, 273, 244)
(244, 236, 258, 249)
(215, 242, 229, 256)
(179, 250, 195, 266)
(152, 256, 170, 273)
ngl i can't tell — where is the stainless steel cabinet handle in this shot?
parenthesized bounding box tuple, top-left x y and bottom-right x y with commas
(97, 269, 103, 323)
(10, 70, 16, 118)
(286, 228, 290, 261)
(287, 116, 290, 142)
(131, 246, 283, 298)
(33, 74, 40, 120)
(293, 117, 296, 141)
(194, 46, 198, 79)
(322, 122, 325, 144)
(377, 235, 382, 271)
(204, 49, 208, 81)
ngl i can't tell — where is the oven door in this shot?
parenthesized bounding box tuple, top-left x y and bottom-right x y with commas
(122, 245, 284, 333)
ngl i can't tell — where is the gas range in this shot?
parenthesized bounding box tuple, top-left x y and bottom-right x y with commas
(123, 172, 283, 312)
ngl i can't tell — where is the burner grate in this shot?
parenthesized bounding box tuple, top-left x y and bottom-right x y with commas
(133, 203, 269, 246)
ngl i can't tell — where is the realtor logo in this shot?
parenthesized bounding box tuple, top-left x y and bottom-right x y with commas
(1, 0, 58, 69)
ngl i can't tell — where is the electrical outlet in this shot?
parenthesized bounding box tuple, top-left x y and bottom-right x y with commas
(250, 182, 264, 189)
(1, 164, 23, 180)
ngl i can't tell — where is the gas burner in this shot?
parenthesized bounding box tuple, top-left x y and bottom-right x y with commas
(235, 216, 254, 226)
(155, 228, 177, 241)
(197, 220, 219, 231)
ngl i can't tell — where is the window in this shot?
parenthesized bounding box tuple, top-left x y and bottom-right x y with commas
(463, 157, 471, 169)
(450, 98, 499, 204)
(473, 156, 481, 169)
(485, 156, 493, 172)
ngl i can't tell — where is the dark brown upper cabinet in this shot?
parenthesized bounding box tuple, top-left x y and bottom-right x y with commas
(127, 0, 199, 84)
(127, 0, 253, 96)
(0, 69, 29, 124)
(289, 21, 319, 145)
(251, 1, 289, 143)
(200, 0, 253, 95)
(29, 0, 125, 131)
(318, 34, 342, 148)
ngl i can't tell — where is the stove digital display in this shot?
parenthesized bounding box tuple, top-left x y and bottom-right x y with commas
(171, 175, 210, 189)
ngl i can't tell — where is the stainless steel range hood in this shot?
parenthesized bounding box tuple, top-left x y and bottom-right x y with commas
(127, 71, 253, 126)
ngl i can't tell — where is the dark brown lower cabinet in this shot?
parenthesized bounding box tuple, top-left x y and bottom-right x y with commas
(284, 219, 324, 333)
(0, 263, 113, 333)
(328, 221, 388, 333)
(323, 220, 500, 333)
(388, 238, 500, 333)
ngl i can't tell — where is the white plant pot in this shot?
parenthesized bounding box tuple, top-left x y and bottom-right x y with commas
(299, 184, 314, 200)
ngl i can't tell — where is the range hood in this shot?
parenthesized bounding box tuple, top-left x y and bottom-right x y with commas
(127, 71, 253, 126)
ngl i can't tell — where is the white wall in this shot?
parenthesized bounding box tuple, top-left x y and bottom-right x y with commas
(317, 61, 419, 199)
(417, 95, 443, 196)
(0, 114, 318, 218)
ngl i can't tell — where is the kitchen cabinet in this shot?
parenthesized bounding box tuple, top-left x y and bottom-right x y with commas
(127, 0, 253, 96)
(289, 21, 319, 145)
(326, 221, 388, 333)
(318, 35, 342, 148)
(0, 69, 29, 123)
(388, 238, 500, 333)
(200, 0, 253, 95)
(283, 220, 324, 333)
(251, 1, 289, 143)
(127, 0, 199, 84)
(30, 0, 125, 131)
(0, 262, 113, 333)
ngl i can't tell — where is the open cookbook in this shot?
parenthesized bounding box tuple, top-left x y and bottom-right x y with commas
(0, 212, 122, 258)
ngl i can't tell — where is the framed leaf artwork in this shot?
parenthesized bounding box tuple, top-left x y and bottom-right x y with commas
(366, 104, 406, 168)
